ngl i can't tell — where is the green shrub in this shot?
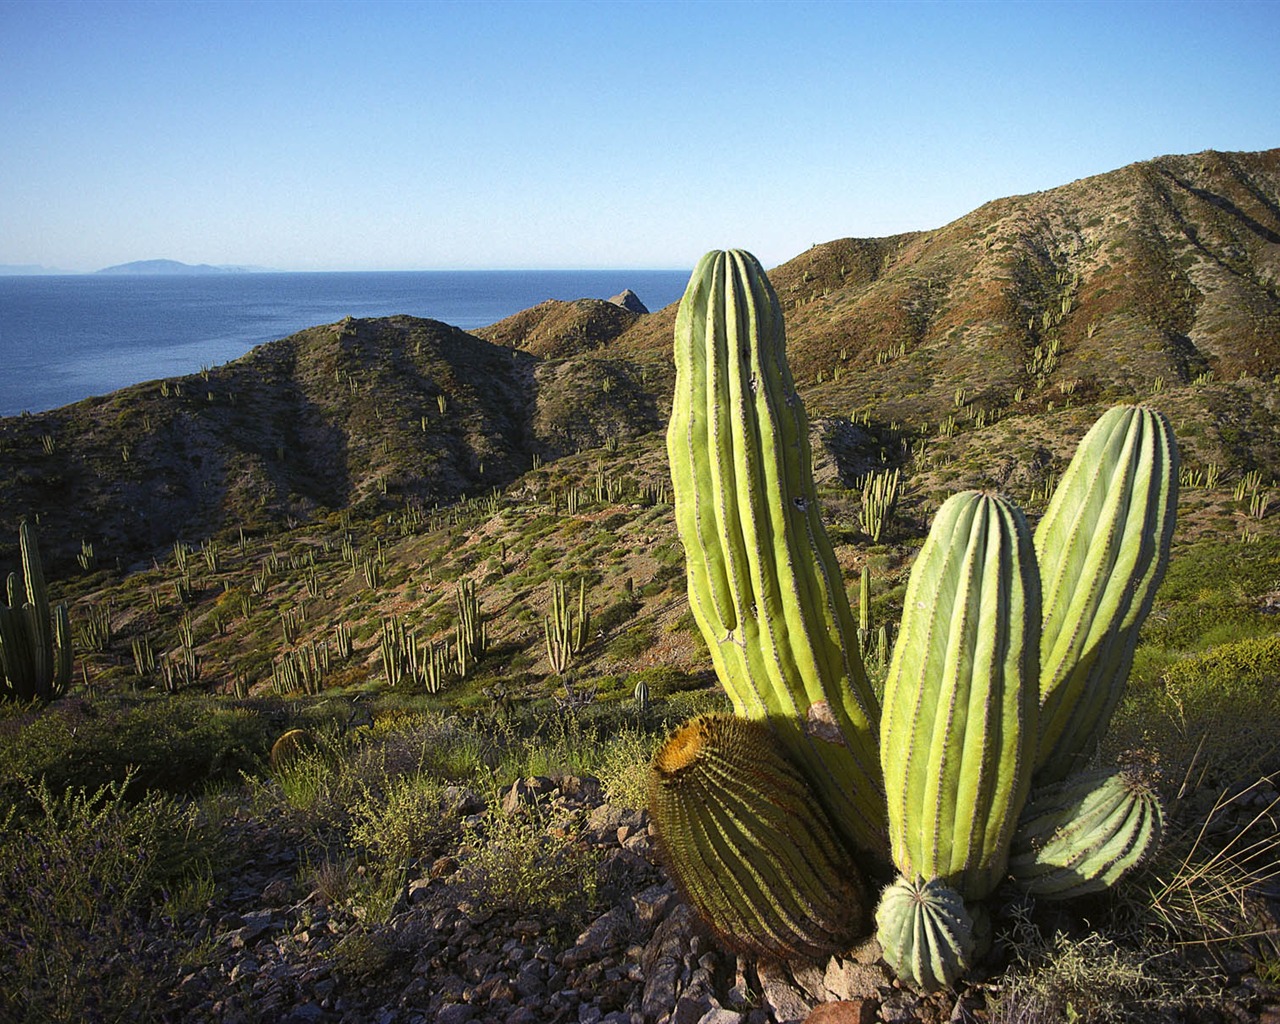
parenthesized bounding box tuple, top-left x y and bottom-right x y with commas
(459, 802, 599, 921)
(0, 771, 215, 1022)
(0, 696, 274, 806)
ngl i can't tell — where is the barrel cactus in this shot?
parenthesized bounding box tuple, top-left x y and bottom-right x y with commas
(649, 713, 868, 960)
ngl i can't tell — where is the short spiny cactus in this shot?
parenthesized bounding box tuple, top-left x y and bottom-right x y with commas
(1009, 767, 1163, 898)
(649, 713, 868, 960)
(874, 876, 975, 992)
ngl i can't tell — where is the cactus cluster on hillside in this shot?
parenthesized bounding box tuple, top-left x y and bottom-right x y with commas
(650, 250, 1177, 989)
(0, 521, 73, 702)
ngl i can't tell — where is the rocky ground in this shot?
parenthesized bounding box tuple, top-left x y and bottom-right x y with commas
(134, 771, 1280, 1024)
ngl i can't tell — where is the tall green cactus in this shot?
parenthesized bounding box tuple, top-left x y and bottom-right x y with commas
(1034, 406, 1178, 783)
(0, 521, 73, 702)
(881, 491, 1039, 901)
(666, 249, 883, 855)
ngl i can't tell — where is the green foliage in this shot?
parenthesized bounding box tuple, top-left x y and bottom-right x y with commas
(0, 771, 216, 1023)
(458, 801, 599, 921)
(0, 695, 274, 803)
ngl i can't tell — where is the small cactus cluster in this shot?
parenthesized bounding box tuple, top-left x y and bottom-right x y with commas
(652, 250, 1177, 989)
(0, 521, 73, 702)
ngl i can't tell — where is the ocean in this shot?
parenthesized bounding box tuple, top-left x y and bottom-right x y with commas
(0, 270, 691, 417)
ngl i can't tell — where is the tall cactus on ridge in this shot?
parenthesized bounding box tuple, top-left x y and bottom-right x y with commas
(665, 249, 883, 856)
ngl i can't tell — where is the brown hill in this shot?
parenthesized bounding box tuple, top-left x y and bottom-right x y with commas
(615, 148, 1280, 423)
(3, 147, 1279, 573)
(474, 297, 640, 357)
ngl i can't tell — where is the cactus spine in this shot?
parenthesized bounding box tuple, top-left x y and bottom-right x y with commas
(649, 713, 868, 960)
(0, 521, 73, 702)
(666, 249, 883, 855)
(1034, 406, 1178, 783)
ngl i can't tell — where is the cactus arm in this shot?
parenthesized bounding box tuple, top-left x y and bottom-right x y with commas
(1009, 768, 1163, 898)
(881, 491, 1039, 900)
(667, 249, 884, 855)
(1034, 406, 1178, 783)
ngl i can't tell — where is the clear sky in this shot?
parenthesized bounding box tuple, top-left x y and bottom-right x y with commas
(1, 0, 1276, 272)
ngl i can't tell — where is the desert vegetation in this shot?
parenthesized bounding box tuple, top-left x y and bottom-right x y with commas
(2, 149, 1280, 1022)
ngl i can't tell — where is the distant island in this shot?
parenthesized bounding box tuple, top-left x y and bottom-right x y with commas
(95, 259, 269, 275)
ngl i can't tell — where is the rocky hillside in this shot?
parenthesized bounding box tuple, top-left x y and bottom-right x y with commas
(617, 147, 1280, 422)
(2, 147, 1278, 574)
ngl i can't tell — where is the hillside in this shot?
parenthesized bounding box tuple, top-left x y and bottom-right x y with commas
(4, 147, 1280, 1024)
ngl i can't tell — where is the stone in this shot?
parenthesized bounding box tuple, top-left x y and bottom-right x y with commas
(641, 903, 699, 1021)
(442, 785, 487, 817)
(757, 959, 814, 1024)
(436, 1002, 474, 1024)
(822, 957, 890, 1002)
(697, 1009, 746, 1024)
(563, 906, 632, 967)
(609, 289, 649, 314)
(803, 1001, 877, 1024)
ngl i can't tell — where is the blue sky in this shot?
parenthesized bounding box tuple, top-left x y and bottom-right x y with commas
(1, 0, 1276, 271)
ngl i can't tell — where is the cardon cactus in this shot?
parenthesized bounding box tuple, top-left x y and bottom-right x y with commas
(0, 521, 73, 703)
(649, 713, 869, 960)
(874, 876, 975, 992)
(1009, 767, 1163, 898)
(1034, 405, 1178, 783)
(659, 248, 1180, 988)
(666, 249, 883, 856)
(880, 491, 1040, 903)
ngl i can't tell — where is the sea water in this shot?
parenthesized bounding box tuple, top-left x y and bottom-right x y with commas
(0, 270, 690, 417)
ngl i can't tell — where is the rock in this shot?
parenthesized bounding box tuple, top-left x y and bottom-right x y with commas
(501, 776, 557, 813)
(697, 1009, 745, 1024)
(641, 902, 699, 1020)
(757, 959, 814, 1024)
(563, 906, 632, 967)
(804, 1001, 877, 1024)
(436, 1002, 474, 1024)
(822, 956, 890, 1002)
(609, 289, 649, 314)
(442, 785, 487, 817)
(631, 883, 676, 927)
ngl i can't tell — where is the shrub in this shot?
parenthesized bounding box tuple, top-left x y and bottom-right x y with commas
(0, 771, 215, 1022)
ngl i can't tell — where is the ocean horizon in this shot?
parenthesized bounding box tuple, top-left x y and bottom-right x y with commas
(0, 269, 690, 417)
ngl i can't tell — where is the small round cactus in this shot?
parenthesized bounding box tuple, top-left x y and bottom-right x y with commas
(874, 876, 976, 991)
